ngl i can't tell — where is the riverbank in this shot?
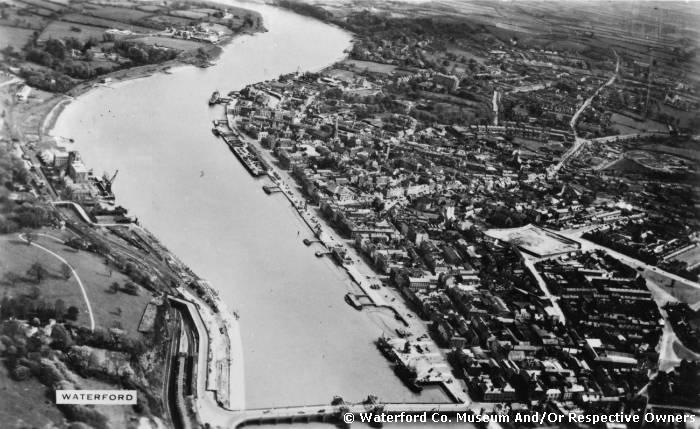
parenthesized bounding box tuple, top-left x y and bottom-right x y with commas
(39, 28, 264, 142)
(226, 116, 469, 405)
(2, 7, 265, 428)
(47, 0, 442, 411)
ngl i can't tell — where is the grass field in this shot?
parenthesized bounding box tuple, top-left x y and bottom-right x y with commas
(610, 112, 667, 134)
(16, 0, 65, 12)
(0, 10, 48, 29)
(670, 245, 700, 267)
(146, 15, 193, 27)
(136, 4, 162, 13)
(640, 144, 700, 162)
(131, 35, 205, 51)
(61, 13, 156, 33)
(646, 269, 700, 308)
(0, 365, 65, 429)
(0, 26, 35, 51)
(169, 9, 209, 20)
(38, 21, 108, 43)
(82, 6, 153, 24)
(344, 59, 398, 74)
(0, 232, 151, 334)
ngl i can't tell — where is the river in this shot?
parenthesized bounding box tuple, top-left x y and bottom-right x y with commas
(51, 1, 449, 411)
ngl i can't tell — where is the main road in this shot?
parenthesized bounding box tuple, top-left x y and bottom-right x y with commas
(549, 51, 620, 175)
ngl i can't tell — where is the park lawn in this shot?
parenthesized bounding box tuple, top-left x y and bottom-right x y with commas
(0, 364, 65, 429)
(0, 232, 151, 335)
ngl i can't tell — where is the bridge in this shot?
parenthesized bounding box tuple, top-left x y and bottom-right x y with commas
(222, 400, 479, 428)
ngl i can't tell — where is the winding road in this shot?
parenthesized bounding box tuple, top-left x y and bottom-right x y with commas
(549, 51, 620, 175)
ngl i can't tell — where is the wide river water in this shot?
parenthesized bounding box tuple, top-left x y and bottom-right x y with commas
(52, 0, 448, 411)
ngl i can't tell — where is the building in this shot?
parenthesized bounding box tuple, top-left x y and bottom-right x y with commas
(67, 152, 88, 183)
(15, 85, 32, 102)
(433, 73, 460, 91)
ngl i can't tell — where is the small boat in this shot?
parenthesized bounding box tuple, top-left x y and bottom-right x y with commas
(344, 293, 362, 310)
(209, 90, 220, 105)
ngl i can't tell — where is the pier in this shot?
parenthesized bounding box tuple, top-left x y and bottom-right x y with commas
(262, 185, 283, 194)
(302, 238, 322, 246)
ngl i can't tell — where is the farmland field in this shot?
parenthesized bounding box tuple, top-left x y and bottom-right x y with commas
(640, 144, 700, 162)
(169, 9, 209, 20)
(0, 26, 35, 50)
(38, 20, 108, 42)
(0, 9, 48, 29)
(610, 112, 667, 134)
(61, 13, 157, 33)
(344, 59, 398, 74)
(146, 15, 193, 27)
(16, 0, 65, 12)
(136, 4, 161, 13)
(81, 6, 153, 23)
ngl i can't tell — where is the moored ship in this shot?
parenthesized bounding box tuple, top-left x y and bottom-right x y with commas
(209, 90, 220, 105)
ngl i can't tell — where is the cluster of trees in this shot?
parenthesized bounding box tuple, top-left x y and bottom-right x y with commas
(649, 360, 700, 407)
(276, 0, 331, 21)
(584, 229, 658, 265)
(112, 40, 178, 65)
(22, 37, 109, 82)
(19, 67, 74, 93)
(0, 143, 53, 233)
(0, 294, 80, 323)
(664, 303, 700, 353)
(108, 281, 139, 296)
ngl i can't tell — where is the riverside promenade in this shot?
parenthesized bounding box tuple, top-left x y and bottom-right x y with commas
(177, 286, 245, 411)
(227, 119, 469, 405)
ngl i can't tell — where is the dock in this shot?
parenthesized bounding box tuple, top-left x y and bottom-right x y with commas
(262, 185, 283, 194)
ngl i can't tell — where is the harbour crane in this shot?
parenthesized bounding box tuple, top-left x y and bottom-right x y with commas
(102, 169, 119, 193)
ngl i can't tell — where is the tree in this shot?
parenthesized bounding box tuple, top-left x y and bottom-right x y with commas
(61, 263, 72, 280)
(66, 306, 79, 321)
(24, 232, 37, 245)
(123, 282, 138, 296)
(3, 271, 21, 287)
(51, 324, 73, 350)
(108, 282, 120, 294)
(54, 299, 66, 319)
(11, 365, 31, 381)
(27, 262, 47, 284)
